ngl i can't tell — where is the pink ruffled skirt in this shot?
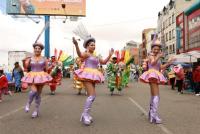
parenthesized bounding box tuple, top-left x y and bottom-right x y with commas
(140, 69, 167, 84)
(21, 71, 52, 84)
(74, 68, 104, 83)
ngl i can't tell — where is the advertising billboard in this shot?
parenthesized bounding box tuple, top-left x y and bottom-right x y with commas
(0, 0, 7, 14)
(7, 0, 86, 16)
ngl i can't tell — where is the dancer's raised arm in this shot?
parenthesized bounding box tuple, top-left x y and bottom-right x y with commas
(72, 37, 89, 59)
(99, 48, 114, 64)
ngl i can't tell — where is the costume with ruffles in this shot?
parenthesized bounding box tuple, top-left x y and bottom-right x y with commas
(21, 57, 52, 84)
(140, 60, 166, 84)
(74, 56, 104, 83)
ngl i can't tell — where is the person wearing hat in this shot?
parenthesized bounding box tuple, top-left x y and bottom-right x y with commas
(12, 62, 24, 93)
(140, 38, 174, 124)
(106, 56, 123, 95)
(21, 42, 52, 118)
(47, 56, 62, 95)
(72, 36, 114, 125)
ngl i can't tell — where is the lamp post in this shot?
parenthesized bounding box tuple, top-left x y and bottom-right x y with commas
(45, 16, 50, 58)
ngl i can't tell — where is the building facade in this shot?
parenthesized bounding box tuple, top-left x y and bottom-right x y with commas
(184, 1, 200, 52)
(145, 29, 157, 54)
(157, 0, 195, 58)
(138, 43, 143, 65)
(141, 28, 156, 64)
(125, 40, 139, 65)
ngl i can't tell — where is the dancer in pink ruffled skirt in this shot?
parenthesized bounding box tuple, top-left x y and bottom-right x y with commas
(72, 36, 113, 125)
(140, 38, 174, 124)
(22, 42, 52, 118)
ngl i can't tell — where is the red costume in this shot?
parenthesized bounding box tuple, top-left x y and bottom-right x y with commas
(0, 74, 8, 101)
(48, 56, 62, 95)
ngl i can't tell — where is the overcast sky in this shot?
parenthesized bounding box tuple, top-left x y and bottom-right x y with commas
(0, 0, 170, 65)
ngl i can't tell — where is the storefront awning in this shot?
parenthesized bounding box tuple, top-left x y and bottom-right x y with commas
(185, 1, 200, 16)
(169, 51, 200, 63)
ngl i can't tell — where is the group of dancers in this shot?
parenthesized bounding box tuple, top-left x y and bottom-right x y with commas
(19, 35, 174, 125)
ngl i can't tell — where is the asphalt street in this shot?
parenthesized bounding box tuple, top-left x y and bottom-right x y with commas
(0, 79, 200, 134)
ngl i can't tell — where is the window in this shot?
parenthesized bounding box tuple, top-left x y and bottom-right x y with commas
(172, 44, 175, 53)
(169, 45, 172, 54)
(169, 17, 171, 26)
(166, 46, 169, 55)
(172, 14, 175, 23)
(165, 19, 169, 28)
(169, 31, 171, 40)
(166, 33, 168, 42)
(172, 29, 175, 38)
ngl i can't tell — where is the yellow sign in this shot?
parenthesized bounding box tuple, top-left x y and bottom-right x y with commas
(7, 0, 86, 16)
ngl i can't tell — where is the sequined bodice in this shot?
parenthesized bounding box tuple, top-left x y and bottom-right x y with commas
(148, 60, 161, 71)
(84, 56, 99, 69)
(30, 57, 46, 72)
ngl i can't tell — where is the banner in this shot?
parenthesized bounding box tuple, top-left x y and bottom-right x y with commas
(7, 0, 86, 16)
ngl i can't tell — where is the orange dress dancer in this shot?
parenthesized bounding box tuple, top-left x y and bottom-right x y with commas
(73, 57, 85, 95)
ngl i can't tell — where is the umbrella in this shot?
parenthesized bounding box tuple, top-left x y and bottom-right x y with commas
(183, 51, 200, 59)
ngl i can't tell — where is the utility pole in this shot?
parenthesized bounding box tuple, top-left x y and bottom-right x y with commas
(45, 16, 50, 58)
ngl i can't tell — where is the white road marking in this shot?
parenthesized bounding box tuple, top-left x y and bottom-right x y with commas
(0, 96, 50, 120)
(128, 97, 174, 134)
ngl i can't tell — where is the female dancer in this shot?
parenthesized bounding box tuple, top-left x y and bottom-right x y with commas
(72, 36, 114, 125)
(21, 42, 52, 118)
(140, 39, 174, 124)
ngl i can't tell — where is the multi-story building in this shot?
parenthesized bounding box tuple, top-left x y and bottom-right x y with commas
(176, 0, 200, 53)
(138, 43, 143, 65)
(145, 29, 157, 54)
(125, 40, 139, 65)
(141, 28, 156, 64)
(157, 0, 195, 59)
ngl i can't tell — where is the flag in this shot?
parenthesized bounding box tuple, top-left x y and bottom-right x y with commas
(54, 48, 57, 60)
(62, 56, 74, 67)
(120, 50, 125, 62)
(124, 49, 130, 63)
(59, 52, 69, 62)
(57, 50, 63, 61)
